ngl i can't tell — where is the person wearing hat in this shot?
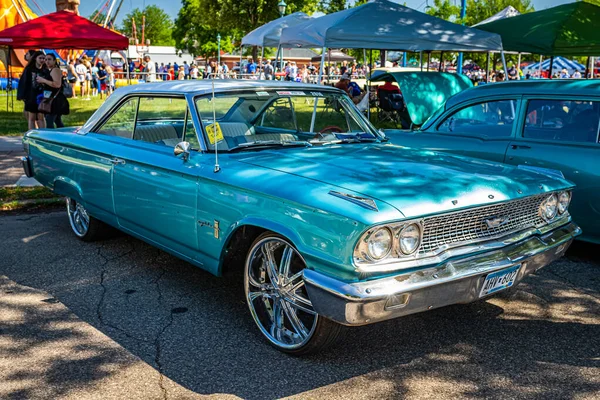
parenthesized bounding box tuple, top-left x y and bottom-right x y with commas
(560, 68, 570, 79)
(335, 73, 352, 94)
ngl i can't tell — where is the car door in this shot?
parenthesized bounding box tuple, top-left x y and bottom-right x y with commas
(504, 97, 600, 243)
(108, 95, 203, 261)
(410, 98, 519, 163)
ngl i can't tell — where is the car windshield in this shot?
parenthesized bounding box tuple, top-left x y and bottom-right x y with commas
(195, 89, 380, 152)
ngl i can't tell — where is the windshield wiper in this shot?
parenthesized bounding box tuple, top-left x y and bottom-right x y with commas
(228, 140, 311, 153)
(317, 134, 379, 145)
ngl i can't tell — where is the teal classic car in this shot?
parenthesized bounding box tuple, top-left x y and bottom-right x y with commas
(385, 80, 600, 244)
(22, 81, 580, 355)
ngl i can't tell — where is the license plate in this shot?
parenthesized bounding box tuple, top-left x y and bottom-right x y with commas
(479, 264, 521, 297)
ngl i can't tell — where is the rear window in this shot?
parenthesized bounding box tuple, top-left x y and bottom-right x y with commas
(523, 99, 600, 144)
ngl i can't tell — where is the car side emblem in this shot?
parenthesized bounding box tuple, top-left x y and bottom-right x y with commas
(485, 216, 510, 229)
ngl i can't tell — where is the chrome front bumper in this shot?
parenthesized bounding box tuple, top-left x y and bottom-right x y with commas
(304, 222, 581, 326)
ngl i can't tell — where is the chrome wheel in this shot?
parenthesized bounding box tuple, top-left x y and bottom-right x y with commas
(245, 236, 318, 350)
(66, 198, 90, 237)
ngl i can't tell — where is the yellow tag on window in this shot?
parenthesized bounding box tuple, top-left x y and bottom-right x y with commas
(205, 122, 224, 145)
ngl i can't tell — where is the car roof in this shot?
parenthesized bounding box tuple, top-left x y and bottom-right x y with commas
(116, 80, 343, 96)
(445, 80, 600, 109)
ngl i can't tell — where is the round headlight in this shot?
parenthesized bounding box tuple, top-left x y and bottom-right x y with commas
(540, 194, 558, 221)
(366, 228, 393, 260)
(399, 223, 421, 255)
(558, 191, 571, 214)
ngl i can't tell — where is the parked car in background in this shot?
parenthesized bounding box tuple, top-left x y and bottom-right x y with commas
(22, 81, 580, 354)
(385, 80, 600, 244)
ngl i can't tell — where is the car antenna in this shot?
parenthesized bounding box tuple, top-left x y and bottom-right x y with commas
(212, 78, 220, 173)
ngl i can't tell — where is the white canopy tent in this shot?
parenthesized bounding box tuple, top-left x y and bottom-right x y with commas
(240, 12, 312, 74)
(473, 6, 521, 27)
(278, 0, 506, 130)
(279, 0, 503, 52)
(522, 56, 585, 75)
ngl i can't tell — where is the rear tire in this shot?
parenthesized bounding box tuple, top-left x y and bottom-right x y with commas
(244, 232, 344, 355)
(66, 198, 112, 242)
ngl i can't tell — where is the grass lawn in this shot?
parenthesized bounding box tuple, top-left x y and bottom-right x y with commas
(1, 91, 404, 137)
(0, 186, 63, 212)
(0, 93, 105, 136)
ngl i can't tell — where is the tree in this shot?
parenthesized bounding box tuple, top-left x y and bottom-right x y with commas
(121, 5, 175, 46)
(425, 0, 535, 69)
(425, 0, 460, 21)
(174, 0, 321, 60)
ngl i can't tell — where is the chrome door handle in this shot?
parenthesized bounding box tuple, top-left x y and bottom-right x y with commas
(511, 144, 531, 150)
(110, 158, 126, 165)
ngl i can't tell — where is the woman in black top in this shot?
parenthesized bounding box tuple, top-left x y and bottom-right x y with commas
(35, 54, 70, 129)
(17, 51, 47, 129)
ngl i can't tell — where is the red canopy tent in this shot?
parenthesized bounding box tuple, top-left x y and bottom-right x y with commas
(0, 10, 128, 50)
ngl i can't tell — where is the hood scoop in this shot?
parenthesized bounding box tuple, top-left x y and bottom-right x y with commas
(329, 191, 378, 212)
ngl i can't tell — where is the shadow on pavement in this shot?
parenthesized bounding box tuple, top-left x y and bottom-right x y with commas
(0, 211, 598, 399)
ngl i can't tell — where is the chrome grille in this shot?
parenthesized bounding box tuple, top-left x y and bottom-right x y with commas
(420, 194, 549, 255)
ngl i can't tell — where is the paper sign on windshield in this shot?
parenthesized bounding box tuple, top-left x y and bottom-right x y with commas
(205, 122, 224, 144)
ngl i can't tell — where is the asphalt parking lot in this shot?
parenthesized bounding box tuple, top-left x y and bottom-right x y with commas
(1, 210, 599, 399)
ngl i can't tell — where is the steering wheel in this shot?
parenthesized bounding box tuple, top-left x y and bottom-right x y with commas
(319, 125, 344, 134)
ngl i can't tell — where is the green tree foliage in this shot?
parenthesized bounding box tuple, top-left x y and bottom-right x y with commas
(425, 0, 535, 69)
(120, 5, 175, 46)
(425, 0, 460, 21)
(174, 0, 320, 59)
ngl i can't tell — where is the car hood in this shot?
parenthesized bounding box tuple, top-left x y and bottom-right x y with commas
(235, 143, 572, 219)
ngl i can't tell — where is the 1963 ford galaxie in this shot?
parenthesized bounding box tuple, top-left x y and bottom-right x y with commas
(22, 81, 580, 354)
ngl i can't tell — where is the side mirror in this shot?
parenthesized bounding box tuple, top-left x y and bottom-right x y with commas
(174, 141, 191, 161)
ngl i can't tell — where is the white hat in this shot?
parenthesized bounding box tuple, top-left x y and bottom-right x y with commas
(341, 73, 351, 80)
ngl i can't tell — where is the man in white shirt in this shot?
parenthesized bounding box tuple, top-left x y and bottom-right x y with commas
(75, 59, 88, 97)
(144, 55, 156, 82)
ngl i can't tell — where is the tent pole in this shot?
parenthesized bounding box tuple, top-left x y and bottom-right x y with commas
(427, 52, 430, 72)
(274, 45, 281, 75)
(549, 56, 554, 79)
(402, 52, 407, 67)
(126, 46, 130, 84)
(439, 52, 443, 72)
(501, 50, 508, 81)
(517, 53, 521, 80)
(240, 46, 243, 78)
(591, 57, 595, 78)
(309, 47, 326, 133)
(364, 48, 369, 121)
(486, 52, 490, 82)
(260, 46, 264, 79)
(586, 56, 591, 79)
(539, 55, 543, 78)
(327, 49, 330, 84)
(419, 52, 423, 71)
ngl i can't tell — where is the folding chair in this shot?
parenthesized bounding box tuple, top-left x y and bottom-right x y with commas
(377, 90, 405, 125)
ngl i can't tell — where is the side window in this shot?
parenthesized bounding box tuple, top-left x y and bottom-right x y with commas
(259, 98, 297, 131)
(96, 97, 139, 138)
(437, 100, 516, 137)
(134, 97, 187, 147)
(523, 99, 600, 144)
(183, 107, 200, 150)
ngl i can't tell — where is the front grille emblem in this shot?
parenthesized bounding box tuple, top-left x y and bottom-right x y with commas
(485, 215, 510, 229)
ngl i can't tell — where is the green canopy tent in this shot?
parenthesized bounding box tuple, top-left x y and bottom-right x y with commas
(476, 2, 600, 59)
(371, 71, 473, 127)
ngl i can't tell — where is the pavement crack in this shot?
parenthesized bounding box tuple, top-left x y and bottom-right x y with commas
(95, 241, 151, 344)
(153, 262, 174, 400)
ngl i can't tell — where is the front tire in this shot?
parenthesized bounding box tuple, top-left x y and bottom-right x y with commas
(66, 198, 111, 242)
(244, 233, 343, 355)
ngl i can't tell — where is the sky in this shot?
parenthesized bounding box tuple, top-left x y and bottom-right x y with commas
(34, 0, 574, 25)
